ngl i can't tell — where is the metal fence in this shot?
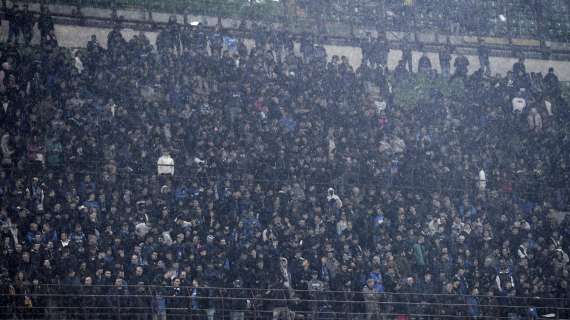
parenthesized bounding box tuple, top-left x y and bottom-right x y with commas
(1, 284, 569, 319)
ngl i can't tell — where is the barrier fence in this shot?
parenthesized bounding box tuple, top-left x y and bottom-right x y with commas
(1, 284, 569, 319)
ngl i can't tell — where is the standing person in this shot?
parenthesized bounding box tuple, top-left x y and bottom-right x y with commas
(362, 278, 381, 320)
(527, 108, 543, 133)
(191, 23, 208, 53)
(190, 279, 204, 320)
(165, 278, 188, 320)
(157, 151, 175, 176)
(466, 287, 481, 319)
(228, 279, 247, 320)
(307, 271, 325, 320)
(107, 278, 130, 320)
(270, 278, 293, 320)
(417, 271, 436, 319)
(165, 15, 181, 54)
(334, 275, 355, 320)
(6, 4, 21, 44)
(20, 5, 35, 46)
(373, 35, 390, 69)
(400, 277, 419, 319)
(512, 57, 526, 79)
(418, 52, 432, 74)
(450, 53, 470, 83)
(209, 24, 224, 59)
(401, 35, 413, 72)
(38, 6, 54, 46)
(81, 276, 100, 320)
(477, 39, 491, 75)
(543, 67, 561, 98)
(439, 43, 453, 78)
(361, 33, 374, 67)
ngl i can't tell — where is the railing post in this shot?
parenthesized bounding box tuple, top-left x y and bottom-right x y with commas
(147, 0, 153, 22)
(111, 0, 118, 22)
(117, 293, 121, 320)
(75, 0, 82, 17)
(251, 288, 257, 320)
(221, 289, 225, 320)
(505, 0, 513, 44)
(281, 0, 288, 26)
(378, 0, 386, 32)
(535, 0, 548, 47)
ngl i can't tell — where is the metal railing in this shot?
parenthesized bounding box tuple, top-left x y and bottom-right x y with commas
(1, 284, 569, 319)
(16, 0, 570, 42)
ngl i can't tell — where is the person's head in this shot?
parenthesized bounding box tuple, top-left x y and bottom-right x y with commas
(311, 271, 319, 280)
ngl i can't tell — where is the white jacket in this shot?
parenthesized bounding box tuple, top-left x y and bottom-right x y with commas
(157, 154, 175, 175)
(478, 169, 486, 191)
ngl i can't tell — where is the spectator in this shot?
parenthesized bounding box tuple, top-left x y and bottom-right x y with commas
(361, 33, 374, 67)
(0, 13, 567, 320)
(513, 57, 526, 79)
(1, 133, 15, 167)
(544, 67, 561, 98)
(512, 88, 528, 113)
(451, 53, 470, 82)
(373, 35, 390, 69)
(478, 169, 486, 192)
(362, 278, 381, 320)
(400, 35, 413, 72)
(6, 4, 21, 44)
(527, 108, 543, 133)
(157, 151, 174, 176)
(438, 43, 453, 78)
(37, 6, 54, 46)
(477, 39, 491, 75)
(466, 287, 481, 319)
(20, 5, 35, 46)
(165, 278, 187, 319)
(165, 15, 181, 54)
(418, 52, 432, 74)
(307, 271, 325, 319)
(228, 278, 247, 320)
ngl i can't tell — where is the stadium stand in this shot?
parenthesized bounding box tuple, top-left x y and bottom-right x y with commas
(0, 1, 570, 319)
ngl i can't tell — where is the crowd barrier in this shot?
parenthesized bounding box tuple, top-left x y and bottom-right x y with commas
(1, 284, 569, 319)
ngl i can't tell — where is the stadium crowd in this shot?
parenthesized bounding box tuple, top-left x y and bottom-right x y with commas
(1, 6, 570, 320)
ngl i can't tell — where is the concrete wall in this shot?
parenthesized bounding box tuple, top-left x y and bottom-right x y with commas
(1, 22, 569, 80)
